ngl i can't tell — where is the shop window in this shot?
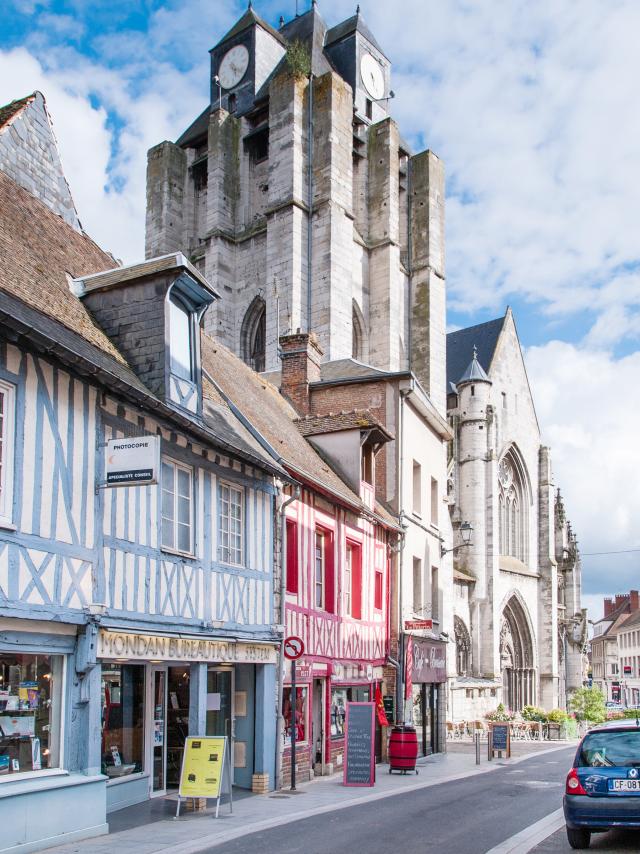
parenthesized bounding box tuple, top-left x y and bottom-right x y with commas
(0, 380, 15, 526)
(285, 519, 299, 594)
(330, 686, 371, 739)
(0, 652, 63, 776)
(101, 663, 145, 778)
(161, 458, 194, 555)
(218, 481, 244, 565)
(346, 542, 362, 619)
(282, 685, 307, 744)
(314, 528, 335, 612)
(374, 567, 383, 610)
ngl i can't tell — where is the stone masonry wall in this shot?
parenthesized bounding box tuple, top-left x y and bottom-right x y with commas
(0, 92, 81, 232)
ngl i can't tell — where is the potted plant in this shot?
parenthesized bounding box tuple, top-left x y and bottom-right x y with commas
(546, 708, 568, 740)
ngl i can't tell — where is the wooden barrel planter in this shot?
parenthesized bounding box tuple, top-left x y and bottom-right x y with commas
(388, 725, 419, 774)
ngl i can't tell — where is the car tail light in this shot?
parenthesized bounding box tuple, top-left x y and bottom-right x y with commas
(566, 768, 587, 795)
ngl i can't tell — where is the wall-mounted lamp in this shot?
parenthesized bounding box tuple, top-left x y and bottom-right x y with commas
(213, 75, 222, 111)
(440, 521, 474, 558)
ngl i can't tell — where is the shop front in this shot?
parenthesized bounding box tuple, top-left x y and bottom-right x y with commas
(281, 661, 385, 782)
(409, 637, 447, 756)
(97, 630, 278, 811)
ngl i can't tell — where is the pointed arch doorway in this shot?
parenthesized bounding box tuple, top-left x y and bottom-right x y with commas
(500, 595, 536, 711)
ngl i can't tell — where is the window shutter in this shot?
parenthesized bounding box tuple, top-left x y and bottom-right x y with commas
(350, 543, 362, 619)
(286, 519, 298, 594)
(324, 531, 335, 613)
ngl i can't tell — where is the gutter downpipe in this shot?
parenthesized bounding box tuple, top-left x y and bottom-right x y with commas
(274, 484, 301, 791)
(397, 388, 411, 720)
(306, 71, 314, 332)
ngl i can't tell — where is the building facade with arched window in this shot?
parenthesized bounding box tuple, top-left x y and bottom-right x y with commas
(445, 309, 585, 720)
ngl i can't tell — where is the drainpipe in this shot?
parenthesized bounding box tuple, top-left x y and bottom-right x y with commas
(306, 71, 314, 332)
(274, 484, 301, 790)
(406, 155, 413, 372)
(396, 389, 411, 719)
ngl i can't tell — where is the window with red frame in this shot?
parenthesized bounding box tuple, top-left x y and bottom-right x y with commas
(374, 567, 383, 610)
(346, 541, 362, 619)
(285, 519, 298, 594)
(315, 528, 335, 612)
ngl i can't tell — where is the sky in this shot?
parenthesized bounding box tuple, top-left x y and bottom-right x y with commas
(2, 0, 639, 621)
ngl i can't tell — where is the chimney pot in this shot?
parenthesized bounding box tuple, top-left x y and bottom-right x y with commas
(279, 332, 323, 415)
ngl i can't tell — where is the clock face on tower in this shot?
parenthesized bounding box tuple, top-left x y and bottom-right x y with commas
(360, 52, 385, 100)
(218, 44, 249, 90)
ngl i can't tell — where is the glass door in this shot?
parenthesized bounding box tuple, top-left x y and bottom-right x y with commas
(151, 667, 167, 795)
(206, 668, 233, 739)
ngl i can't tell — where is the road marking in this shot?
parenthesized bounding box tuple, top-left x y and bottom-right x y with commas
(484, 808, 565, 854)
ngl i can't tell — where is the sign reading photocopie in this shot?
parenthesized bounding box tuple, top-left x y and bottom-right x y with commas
(105, 436, 160, 486)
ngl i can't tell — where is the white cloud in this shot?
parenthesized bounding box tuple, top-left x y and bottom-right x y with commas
(526, 340, 640, 598)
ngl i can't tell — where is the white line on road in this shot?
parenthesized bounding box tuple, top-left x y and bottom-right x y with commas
(484, 808, 565, 854)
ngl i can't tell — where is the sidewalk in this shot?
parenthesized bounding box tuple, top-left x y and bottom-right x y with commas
(47, 742, 573, 854)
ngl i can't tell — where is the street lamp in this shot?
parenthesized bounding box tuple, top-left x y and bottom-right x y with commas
(440, 521, 473, 558)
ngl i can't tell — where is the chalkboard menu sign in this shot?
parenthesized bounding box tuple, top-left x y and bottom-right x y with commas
(491, 723, 511, 757)
(343, 702, 375, 787)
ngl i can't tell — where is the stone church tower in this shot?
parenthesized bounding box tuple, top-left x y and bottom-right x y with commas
(145, 3, 446, 415)
(447, 310, 585, 717)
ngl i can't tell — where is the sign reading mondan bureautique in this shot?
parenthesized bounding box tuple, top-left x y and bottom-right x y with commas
(105, 436, 160, 486)
(98, 630, 278, 664)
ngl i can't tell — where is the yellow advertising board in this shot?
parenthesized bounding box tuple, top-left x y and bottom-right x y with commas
(178, 736, 226, 799)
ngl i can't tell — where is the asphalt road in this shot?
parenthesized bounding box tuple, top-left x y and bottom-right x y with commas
(532, 826, 640, 853)
(200, 747, 576, 854)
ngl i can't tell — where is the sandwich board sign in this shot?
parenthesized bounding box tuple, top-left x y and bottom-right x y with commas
(176, 735, 232, 818)
(343, 702, 376, 787)
(105, 436, 160, 487)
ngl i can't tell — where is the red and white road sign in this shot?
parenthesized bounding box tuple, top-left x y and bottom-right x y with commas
(283, 635, 305, 660)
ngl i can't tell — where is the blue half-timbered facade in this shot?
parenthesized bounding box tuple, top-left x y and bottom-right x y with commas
(0, 166, 286, 851)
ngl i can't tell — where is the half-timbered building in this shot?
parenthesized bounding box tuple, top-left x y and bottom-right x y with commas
(0, 96, 288, 851)
(201, 334, 399, 785)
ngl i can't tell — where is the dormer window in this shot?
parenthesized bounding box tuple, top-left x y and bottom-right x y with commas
(169, 293, 194, 381)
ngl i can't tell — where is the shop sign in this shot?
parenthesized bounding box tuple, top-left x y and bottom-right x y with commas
(177, 736, 232, 819)
(405, 619, 433, 631)
(105, 436, 160, 487)
(296, 663, 312, 681)
(98, 630, 277, 665)
(411, 637, 447, 684)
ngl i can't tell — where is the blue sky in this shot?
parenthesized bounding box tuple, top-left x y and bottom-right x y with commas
(2, 0, 640, 617)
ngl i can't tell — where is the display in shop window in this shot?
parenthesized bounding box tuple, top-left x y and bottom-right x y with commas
(282, 686, 307, 744)
(0, 652, 62, 776)
(330, 686, 371, 739)
(101, 662, 145, 778)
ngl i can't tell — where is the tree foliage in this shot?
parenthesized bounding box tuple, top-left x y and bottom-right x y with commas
(569, 687, 606, 723)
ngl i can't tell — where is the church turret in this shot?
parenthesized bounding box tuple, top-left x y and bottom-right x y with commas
(455, 347, 493, 674)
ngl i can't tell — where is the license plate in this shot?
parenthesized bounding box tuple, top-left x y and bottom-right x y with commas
(609, 779, 640, 792)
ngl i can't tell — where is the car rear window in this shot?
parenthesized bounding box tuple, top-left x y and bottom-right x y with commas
(579, 730, 640, 767)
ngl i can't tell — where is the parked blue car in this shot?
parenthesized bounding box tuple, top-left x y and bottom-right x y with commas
(564, 719, 640, 849)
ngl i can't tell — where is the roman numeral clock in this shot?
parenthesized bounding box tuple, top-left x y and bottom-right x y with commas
(218, 44, 250, 90)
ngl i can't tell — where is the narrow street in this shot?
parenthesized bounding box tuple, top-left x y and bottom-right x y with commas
(198, 747, 575, 854)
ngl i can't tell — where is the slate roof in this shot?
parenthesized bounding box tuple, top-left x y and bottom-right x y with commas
(457, 348, 491, 385)
(214, 6, 284, 48)
(0, 94, 35, 129)
(446, 315, 505, 387)
(176, 104, 210, 148)
(295, 409, 393, 441)
(324, 11, 388, 60)
(200, 336, 398, 527)
(316, 358, 404, 385)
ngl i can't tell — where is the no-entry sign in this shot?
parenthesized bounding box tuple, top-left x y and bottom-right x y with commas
(283, 635, 304, 660)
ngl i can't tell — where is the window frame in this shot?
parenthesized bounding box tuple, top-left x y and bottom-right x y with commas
(217, 480, 245, 567)
(0, 379, 16, 527)
(168, 293, 195, 382)
(160, 457, 195, 557)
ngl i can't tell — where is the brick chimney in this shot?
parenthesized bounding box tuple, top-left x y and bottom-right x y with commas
(604, 597, 614, 617)
(631, 590, 639, 612)
(279, 332, 323, 416)
(615, 593, 630, 611)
